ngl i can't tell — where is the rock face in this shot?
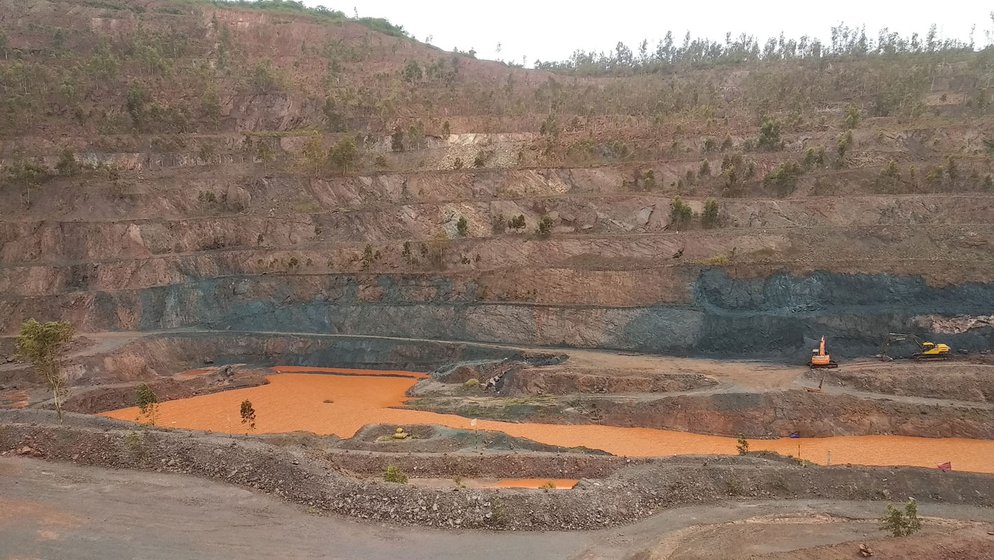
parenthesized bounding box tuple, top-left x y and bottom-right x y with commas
(7, 269, 988, 360)
(1, 0, 993, 364)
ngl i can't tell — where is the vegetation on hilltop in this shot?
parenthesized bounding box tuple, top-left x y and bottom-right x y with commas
(1, 0, 993, 205)
(189, 0, 409, 37)
(535, 20, 994, 74)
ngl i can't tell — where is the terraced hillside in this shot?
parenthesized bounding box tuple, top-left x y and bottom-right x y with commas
(2, 0, 993, 362)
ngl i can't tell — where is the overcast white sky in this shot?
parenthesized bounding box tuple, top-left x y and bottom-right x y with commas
(308, 0, 991, 65)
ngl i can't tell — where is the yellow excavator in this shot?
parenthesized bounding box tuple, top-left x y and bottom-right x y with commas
(808, 336, 838, 368)
(879, 333, 951, 361)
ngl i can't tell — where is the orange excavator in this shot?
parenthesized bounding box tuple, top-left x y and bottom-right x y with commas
(808, 336, 838, 368)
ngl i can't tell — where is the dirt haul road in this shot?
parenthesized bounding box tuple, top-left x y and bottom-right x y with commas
(3, 457, 994, 560)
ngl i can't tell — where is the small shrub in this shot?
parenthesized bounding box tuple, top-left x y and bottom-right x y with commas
(880, 498, 922, 537)
(401, 60, 422, 83)
(55, 149, 82, 177)
(736, 434, 749, 455)
(669, 196, 693, 228)
(252, 59, 285, 93)
(537, 215, 554, 237)
(763, 162, 803, 197)
(641, 169, 656, 191)
(452, 157, 464, 169)
(757, 118, 783, 151)
(702, 137, 718, 153)
(463, 378, 480, 389)
(390, 126, 404, 152)
(456, 216, 468, 237)
(135, 383, 159, 426)
(509, 214, 526, 231)
(836, 130, 853, 163)
(845, 104, 862, 129)
(803, 147, 825, 169)
(698, 160, 711, 177)
(701, 199, 720, 228)
(945, 156, 958, 181)
(925, 165, 944, 186)
(491, 214, 507, 234)
(328, 137, 359, 173)
(427, 235, 448, 269)
(239, 399, 256, 429)
(384, 465, 408, 483)
(539, 481, 556, 490)
(882, 160, 900, 179)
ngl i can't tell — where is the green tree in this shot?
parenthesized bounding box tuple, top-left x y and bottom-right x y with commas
(16, 320, 75, 423)
(880, 498, 922, 537)
(252, 60, 283, 93)
(240, 399, 256, 430)
(701, 198, 720, 228)
(836, 130, 853, 163)
(456, 216, 468, 236)
(845, 104, 862, 129)
(757, 118, 783, 151)
(135, 383, 159, 426)
(126, 83, 148, 129)
(669, 196, 693, 228)
(763, 162, 803, 197)
(401, 61, 422, 83)
(328, 137, 359, 173)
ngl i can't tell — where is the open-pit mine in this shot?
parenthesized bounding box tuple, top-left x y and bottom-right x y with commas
(2, 1, 994, 558)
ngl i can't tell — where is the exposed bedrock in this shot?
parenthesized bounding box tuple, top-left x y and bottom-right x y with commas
(2, 270, 992, 359)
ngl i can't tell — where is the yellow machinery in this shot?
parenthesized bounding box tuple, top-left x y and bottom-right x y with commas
(808, 336, 838, 368)
(914, 341, 951, 361)
(879, 333, 951, 361)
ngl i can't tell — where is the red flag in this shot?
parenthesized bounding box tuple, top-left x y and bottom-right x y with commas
(937, 462, 952, 472)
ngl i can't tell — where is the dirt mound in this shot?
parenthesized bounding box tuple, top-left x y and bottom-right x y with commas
(502, 367, 717, 395)
(415, 388, 994, 439)
(344, 424, 609, 456)
(811, 363, 994, 403)
(3, 411, 994, 531)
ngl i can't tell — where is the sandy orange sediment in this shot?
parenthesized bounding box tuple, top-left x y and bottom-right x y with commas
(101, 373, 994, 475)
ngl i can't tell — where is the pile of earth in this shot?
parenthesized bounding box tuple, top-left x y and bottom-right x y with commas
(2, 409, 992, 531)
